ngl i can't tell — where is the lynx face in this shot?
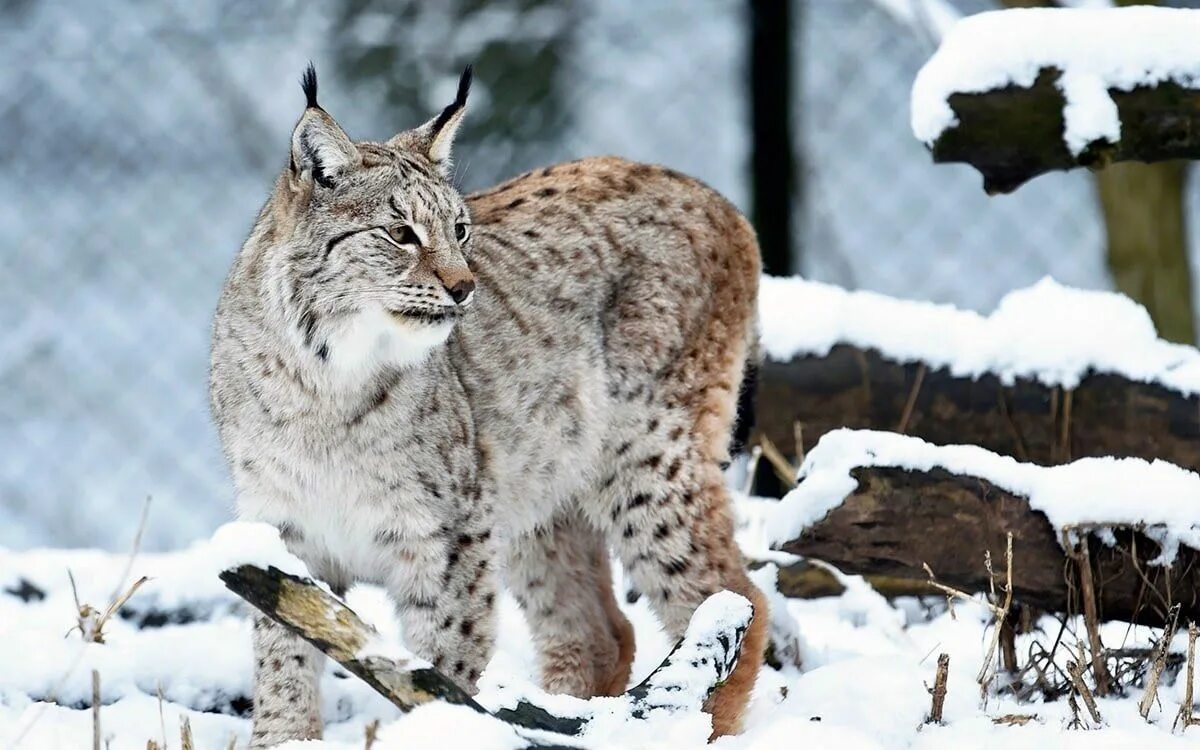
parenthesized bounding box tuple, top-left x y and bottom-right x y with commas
(275, 66, 476, 371)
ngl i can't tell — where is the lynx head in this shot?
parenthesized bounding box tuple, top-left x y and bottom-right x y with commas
(265, 64, 475, 374)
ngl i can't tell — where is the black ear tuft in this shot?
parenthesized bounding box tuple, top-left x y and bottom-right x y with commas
(431, 64, 473, 135)
(301, 63, 319, 110)
(455, 64, 473, 108)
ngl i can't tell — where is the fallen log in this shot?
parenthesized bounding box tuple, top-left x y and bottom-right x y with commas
(755, 345, 1200, 476)
(751, 558, 935, 601)
(778, 465, 1200, 628)
(928, 68, 1200, 195)
(220, 564, 753, 744)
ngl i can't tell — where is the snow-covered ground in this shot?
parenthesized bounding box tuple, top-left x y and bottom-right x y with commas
(912, 6, 1200, 153)
(2, 515, 1196, 749)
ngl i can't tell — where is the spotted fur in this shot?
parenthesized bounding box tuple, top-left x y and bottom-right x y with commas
(210, 68, 765, 747)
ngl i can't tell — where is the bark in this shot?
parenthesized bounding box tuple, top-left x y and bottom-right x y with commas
(1095, 160, 1195, 344)
(929, 67, 1200, 195)
(778, 466, 1200, 627)
(755, 345, 1200, 473)
(755, 558, 936, 600)
(220, 565, 752, 744)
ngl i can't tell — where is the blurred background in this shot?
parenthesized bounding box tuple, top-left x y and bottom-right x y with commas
(3, 0, 1199, 550)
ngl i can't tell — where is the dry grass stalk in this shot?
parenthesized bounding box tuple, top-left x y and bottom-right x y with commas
(1174, 622, 1199, 732)
(896, 363, 927, 434)
(927, 653, 950, 724)
(68, 571, 150, 644)
(1065, 532, 1113, 697)
(792, 420, 805, 465)
(180, 716, 195, 750)
(156, 682, 167, 750)
(757, 434, 798, 489)
(92, 670, 101, 750)
(976, 534, 1015, 695)
(921, 562, 1004, 621)
(364, 718, 381, 749)
(922, 534, 1014, 701)
(1139, 603, 1181, 720)
(742, 444, 763, 496)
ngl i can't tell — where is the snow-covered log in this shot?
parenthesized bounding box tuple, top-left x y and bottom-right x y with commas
(220, 564, 753, 743)
(911, 7, 1200, 193)
(755, 277, 1200, 472)
(766, 430, 1200, 627)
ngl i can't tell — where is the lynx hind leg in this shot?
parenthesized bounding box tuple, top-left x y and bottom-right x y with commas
(249, 612, 324, 748)
(506, 512, 636, 697)
(602, 426, 767, 737)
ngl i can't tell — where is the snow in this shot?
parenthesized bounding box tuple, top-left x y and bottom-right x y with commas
(911, 6, 1200, 154)
(2, 520, 1198, 749)
(767, 428, 1200, 565)
(759, 275, 1200, 394)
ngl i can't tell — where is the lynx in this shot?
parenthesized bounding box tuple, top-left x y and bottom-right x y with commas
(209, 65, 766, 747)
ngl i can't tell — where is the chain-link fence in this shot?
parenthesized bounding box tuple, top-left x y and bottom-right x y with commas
(3, 0, 1199, 550)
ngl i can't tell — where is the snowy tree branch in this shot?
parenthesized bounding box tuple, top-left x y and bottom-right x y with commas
(220, 565, 753, 744)
(928, 67, 1200, 194)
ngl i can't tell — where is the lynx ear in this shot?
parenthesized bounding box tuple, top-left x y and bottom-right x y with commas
(290, 64, 358, 189)
(390, 65, 472, 175)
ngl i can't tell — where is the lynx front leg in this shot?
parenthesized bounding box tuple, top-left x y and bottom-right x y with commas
(383, 529, 499, 690)
(249, 614, 323, 748)
(246, 523, 347, 749)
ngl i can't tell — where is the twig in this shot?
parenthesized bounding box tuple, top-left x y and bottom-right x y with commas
(1067, 650, 1104, 727)
(927, 653, 950, 724)
(1067, 532, 1113, 697)
(758, 434, 798, 489)
(364, 718, 380, 750)
(896, 363, 927, 434)
(1174, 622, 1199, 732)
(92, 670, 101, 750)
(1139, 603, 1181, 720)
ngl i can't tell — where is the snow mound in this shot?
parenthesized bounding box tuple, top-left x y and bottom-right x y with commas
(911, 6, 1200, 153)
(759, 275, 1200, 394)
(3, 514, 1199, 747)
(767, 429, 1200, 564)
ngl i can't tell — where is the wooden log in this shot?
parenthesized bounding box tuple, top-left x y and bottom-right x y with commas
(778, 466, 1200, 627)
(755, 345, 1200, 476)
(220, 565, 753, 743)
(927, 67, 1200, 195)
(754, 558, 936, 600)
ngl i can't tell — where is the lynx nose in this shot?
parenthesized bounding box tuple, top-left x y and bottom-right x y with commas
(447, 278, 475, 305)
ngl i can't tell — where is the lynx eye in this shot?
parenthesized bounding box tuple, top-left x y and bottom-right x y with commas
(455, 222, 470, 243)
(387, 224, 420, 246)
